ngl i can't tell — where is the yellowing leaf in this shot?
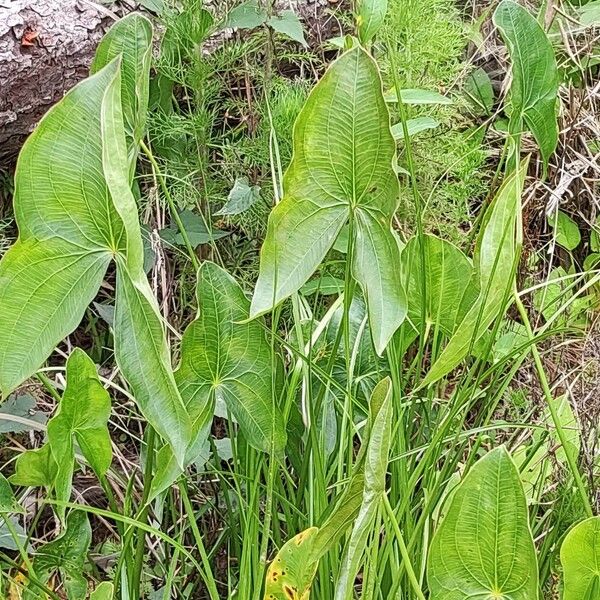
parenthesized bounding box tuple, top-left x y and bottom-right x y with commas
(264, 528, 320, 600)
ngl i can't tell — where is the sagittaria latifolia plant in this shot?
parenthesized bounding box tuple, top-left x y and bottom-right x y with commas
(0, 1, 598, 599)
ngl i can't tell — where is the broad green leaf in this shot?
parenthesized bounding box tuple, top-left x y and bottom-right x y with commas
(178, 262, 285, 455)
(0, 392, 47, 434)
(547, 394, 580, 466)
(160, 210, 229, 247)
(579, 1, 600, 26)
(47, 349, 112, 520)
(29, 511, 91, 600)
(384, 88, 452, 105)
(391, 116, 440, 140)
(225, 0, 267, 29)
(0, 517, 28, 552)
(561, 516, 600, 600)
(357, 0, 388, 44)
(216, 177, 262, 216)
(0, 16, 190, 464)
(533, 267, 571, 324)
(0, 474, 24, 514)
(421, 163, 526, 386)
(401, 234, 479, 336)
(335, 378, 392, 600)
(91, 582, 115, 600)
(0, 58, 118, 396)
(91, 13, 153, 160)
(493, 0, 559, 166)
(301, 275, 345, 297)
(10, 444, 57, 489)
(251, 48, 406, 355)
(465, 67, 495, 115)
(427, 447, 538, 600)
(152, 262, 286, 498)
(264, 528, 320, 600)
(102, 58, 191, 464)
(548, 210, 581, 250)
(268, 10, 307, 46)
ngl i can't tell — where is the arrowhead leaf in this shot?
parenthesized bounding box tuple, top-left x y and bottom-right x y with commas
(47, 349, 112, 521)
(561, 516, 600, 600)
(357, 0, 388, 44)
(0, 16, 191, 463)
(493, 0, 559, 167)
(251, 47, 406, 355)
(151, 262, 286, 498)
(264, 528, 320, 600)
(31, 511, 92, 600)
(421, 163, 526, 386)
(427, 447, 539, 600)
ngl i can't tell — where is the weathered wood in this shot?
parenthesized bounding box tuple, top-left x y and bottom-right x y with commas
(0, 0, 113, 167)
(0, 0, 344, 169)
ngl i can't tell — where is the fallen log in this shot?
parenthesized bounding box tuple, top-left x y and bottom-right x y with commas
(0, 0, 116, 168)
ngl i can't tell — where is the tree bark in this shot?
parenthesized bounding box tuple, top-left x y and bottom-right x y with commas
(0, 0, 345, 170)
(0, 0, 113, 168)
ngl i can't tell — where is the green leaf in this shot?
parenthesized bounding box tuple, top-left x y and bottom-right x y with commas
(101, 58, 191, 465)
(301, 275, 345, 297)
(335, 378, 392, 599)
(264, 528, 320, 600)
(0, 517, 28, 551)
(384, 88, 452, 105)
(91, 13, 153, 161)
(0, 61, 117, 393)
(427, 447, 538, 600)
(421, 163, 526, 386)
(561, 516, 600, 600)
(152, 262, 286, 498)
(10, 443, 57, 489)
(160, 210, 229, 247)
(47, 349, 112, 520)
(251, 48, 406, 355)
(31, 511, 91, 600)
(268, 10, 307, 46)
(225, 0, 267, 29)
(547, 394, 580, 467)
(591, 217, 600, 252)
(493, 0, 559, 166)
(548, 210, 581, 250)
(357, 0, 388, 44)
(391, 116, 440, 140)
(401, 234, 479, 336)
(578, 1, 600, 26)
(0, 16, 191, 464)
(178, 262, 285, 454)
(0, 474, 24, 514)
(465, 67, 495, 115)
(91, 582, 115, 600)
(216, 177, 262, 216)
(0, 392, 47, 434)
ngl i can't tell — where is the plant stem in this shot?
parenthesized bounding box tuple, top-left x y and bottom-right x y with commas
(130, 425, 156, 598)
(140, 139, 200, 271)
(382, 494, 426, 600)
(178, 481, 220, 600)
(514, 291, 593, 517)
